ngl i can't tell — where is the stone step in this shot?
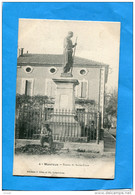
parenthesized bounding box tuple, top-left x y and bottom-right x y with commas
(52, 135, 88, 142)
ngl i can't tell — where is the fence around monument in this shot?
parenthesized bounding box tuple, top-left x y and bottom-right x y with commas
(15, 105, 102, 143)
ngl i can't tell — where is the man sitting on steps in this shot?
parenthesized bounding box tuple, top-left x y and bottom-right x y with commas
(40, 123, 53, 149)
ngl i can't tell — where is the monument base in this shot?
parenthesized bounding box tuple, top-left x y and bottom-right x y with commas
(45, 76, 82, 141)
(61, 72, 73, 77)
(46, 112, 82, 139)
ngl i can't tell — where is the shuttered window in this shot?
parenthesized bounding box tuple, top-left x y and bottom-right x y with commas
(45, 79, 56, 98)
(21, 79, 34, 96)
(75, 80, 88, 99)
(25, 80, 32, 96)
(81, 82, 87, 98)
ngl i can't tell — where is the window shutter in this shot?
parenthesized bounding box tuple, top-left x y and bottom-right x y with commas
(21, 79, 26, 94)
(51, 82, 56, 98)
(81, 82, 87, 98)
(50, 81, 53, 97)
(25, 80, 28, 95)
(46, 80, 56, 98)
(75, 85, 78, 97)
(47, 81, 51, 97)
(77, 82, 82, 98)
(25, 80, 32, 96)
(27, 81, 32, 96)
(75, 80, 88, 99)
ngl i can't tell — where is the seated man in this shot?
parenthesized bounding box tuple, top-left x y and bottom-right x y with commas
(40, 123, 53, 148)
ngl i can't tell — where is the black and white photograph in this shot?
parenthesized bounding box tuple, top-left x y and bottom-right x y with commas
(13, 19, 120, 178)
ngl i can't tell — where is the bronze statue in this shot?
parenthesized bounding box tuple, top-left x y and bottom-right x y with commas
(63, 31, 77, 74)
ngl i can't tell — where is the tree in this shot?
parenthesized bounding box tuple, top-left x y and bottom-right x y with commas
(104, 89, 118, 128)
(105, 89, 118, 117)
(15, 94, 53, 139)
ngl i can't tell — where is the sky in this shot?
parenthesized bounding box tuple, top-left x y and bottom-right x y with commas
(18, 19, 120, 91)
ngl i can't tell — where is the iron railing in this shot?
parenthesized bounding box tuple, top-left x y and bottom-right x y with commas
(15, 105, 102, 143)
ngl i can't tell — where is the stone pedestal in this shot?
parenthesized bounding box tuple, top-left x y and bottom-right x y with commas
(53, 78, 79, 110)
(46, 77, 82, 140)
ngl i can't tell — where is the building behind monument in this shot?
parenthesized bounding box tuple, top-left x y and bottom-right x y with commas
(15, 49, 109, 142)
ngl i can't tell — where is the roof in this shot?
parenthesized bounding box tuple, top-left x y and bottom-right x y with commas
(17, 53, 109, 82)
(17, 53, 108, 66)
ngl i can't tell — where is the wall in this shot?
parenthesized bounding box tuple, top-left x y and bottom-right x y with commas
(16, 65, 100, 103)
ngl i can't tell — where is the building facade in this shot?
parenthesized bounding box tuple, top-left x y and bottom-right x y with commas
(16, 52, 109, 127)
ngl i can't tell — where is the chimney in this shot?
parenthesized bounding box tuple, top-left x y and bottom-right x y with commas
(20, 48, 24, 56)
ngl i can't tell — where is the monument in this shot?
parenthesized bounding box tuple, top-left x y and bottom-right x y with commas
(46, 32, 83, 141)
(61, 31, 77, 76)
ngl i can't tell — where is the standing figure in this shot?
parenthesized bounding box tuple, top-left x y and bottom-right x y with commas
(63, 31, 77, 73)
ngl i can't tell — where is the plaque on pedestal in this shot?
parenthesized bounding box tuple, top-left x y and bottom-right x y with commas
(53, 78, 79, 110)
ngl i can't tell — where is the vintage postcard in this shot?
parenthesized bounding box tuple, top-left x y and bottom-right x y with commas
(13, 19, 120, 178)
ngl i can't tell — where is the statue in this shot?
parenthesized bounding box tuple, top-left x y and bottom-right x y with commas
(62, 31, 77, 74)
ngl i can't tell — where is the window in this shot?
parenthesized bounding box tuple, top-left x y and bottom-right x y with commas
(79, 68, 88, 76)
(80, 82, 87, 98)
(80, 69, 86, 75)
(49, 67, 57, 74)
(45, 79, 56, 98)
(25, 80, 32, 95)
(75, 80, 88, 99)
(26, 67, 31, 73)
(21, 79, 34, 96)
(24, 66, 33, 74)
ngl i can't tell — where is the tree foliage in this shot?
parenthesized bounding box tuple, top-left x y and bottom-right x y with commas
(15, 94, 54, 109)
(15, 94, 53, 139)
(105, 89, 118, 117)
